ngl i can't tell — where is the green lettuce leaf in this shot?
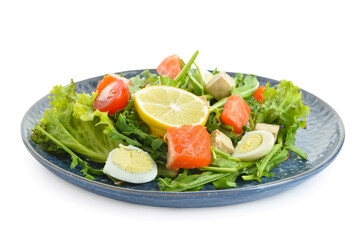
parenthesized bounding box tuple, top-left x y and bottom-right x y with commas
(32, 80, 121, 164)
(256, 80, 310, 130)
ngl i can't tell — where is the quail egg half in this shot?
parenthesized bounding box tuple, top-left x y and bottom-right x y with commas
(232, 130, 275, 161)
(103, 144, 157, 184)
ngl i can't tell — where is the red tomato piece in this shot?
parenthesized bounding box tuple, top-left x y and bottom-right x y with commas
(253, 86, 266, 102)
(166, 125, 211, 171)
(156, 54, 181, 80)
(93, 77, 129, 115)
(220, 95, 251, 134)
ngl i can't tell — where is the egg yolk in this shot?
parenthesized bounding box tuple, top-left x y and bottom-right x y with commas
(111, 146, 154, 173)
(237, 133, 263, 153)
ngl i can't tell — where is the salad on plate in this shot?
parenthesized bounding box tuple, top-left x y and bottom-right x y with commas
(31, 51, 310, 192)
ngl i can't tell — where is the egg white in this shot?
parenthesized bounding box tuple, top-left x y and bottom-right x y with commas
(103, 145, 158, 184)
(232, 130, 275, 161)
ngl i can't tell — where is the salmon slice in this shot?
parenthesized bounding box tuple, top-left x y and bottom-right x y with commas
(156, 54, 181, 80)
(166, 125, 211, 171)
(221, 94, 251, 134)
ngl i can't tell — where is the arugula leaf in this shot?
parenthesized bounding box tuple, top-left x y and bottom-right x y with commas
(151, 138, 164, 151)
(199, 166, 237, 173)
(156, 166, 178, 178)
(256, 134, 284, 178)
(284, 122, 308, 159)
(158, 170, 230, 192)
(265, 149, 289, 173)
(113, 114, 168, 162)
(186, 67, 204, 96)
(205, 108, 222, 132)
(213, 171, 241, 188)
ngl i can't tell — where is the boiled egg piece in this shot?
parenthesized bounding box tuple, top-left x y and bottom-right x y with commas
(232, 130, 274, 161)
(103, 144, 157, 184)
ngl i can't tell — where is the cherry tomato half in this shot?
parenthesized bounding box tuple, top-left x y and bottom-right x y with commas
(93, 77, 129, 115)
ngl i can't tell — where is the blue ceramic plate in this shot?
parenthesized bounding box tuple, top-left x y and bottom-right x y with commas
(21, 70, 345, 208)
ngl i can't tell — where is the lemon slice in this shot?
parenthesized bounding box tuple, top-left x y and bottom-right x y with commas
(134, 86, 209, 137)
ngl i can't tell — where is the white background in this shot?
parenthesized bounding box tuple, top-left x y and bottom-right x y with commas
(1, 1, 363, 239)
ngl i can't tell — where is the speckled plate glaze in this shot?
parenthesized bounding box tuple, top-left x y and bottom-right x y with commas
(21, 70, 345, 208)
